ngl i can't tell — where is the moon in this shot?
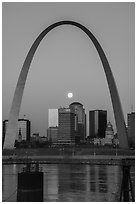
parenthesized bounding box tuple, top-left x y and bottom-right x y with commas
(67, 92, 73, 98)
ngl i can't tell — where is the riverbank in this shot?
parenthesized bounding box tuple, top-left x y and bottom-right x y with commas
(2, 146, 135, 156)
(2, 155, 135, 166)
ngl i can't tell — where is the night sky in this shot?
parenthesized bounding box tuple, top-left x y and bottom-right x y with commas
(2, 2, 135, 136)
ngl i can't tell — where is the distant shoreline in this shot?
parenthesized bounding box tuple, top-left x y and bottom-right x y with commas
(2, 155, 135, 166)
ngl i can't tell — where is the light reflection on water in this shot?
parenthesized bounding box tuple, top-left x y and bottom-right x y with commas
(2, 164, 135, 202)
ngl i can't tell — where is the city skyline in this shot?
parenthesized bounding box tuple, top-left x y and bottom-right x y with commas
(3, 103, 134, 138)
(3, 2, 135, 136)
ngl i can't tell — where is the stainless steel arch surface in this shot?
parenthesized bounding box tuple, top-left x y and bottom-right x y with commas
(4, 21, 129, 149)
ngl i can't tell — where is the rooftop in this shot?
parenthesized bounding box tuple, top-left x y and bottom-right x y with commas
(69, 102, 83, 106)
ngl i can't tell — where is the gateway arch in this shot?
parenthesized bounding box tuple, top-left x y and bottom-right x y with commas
(4, 21, 129, 149)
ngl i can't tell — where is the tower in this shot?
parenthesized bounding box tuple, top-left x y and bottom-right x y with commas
(89, 110, 107, 138)
(69, 102, 86, 143)
(58, 108, 75, 144)
(48, 109, 58, 127)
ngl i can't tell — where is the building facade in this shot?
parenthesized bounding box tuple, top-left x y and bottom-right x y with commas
(105, 121, 114, 145)
(89, 110, 107, 138)
(47, 126, 58, 144)
(69, 102, 86, 143)
(127, 112, 135, 146)
(58, 108, 75, 144)
(48, 109, 58, 127)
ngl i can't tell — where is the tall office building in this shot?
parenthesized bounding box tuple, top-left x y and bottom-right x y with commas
(127, 112, 135, 145)
(48, 109, 58, 127)
(3, 119, 31, 145)
(69, 102, 86, 142)
(58, 108, 75, 144)
(47, 109, 58, 143)
(89, 110, 107, 138)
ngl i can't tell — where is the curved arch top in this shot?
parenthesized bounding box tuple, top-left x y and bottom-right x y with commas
(4, 20, 129, 149)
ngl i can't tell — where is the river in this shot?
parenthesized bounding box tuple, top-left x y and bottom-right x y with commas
(2, 164, 135, 202)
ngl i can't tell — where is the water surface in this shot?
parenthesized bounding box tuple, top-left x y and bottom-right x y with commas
(2, 164, 135, 202)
